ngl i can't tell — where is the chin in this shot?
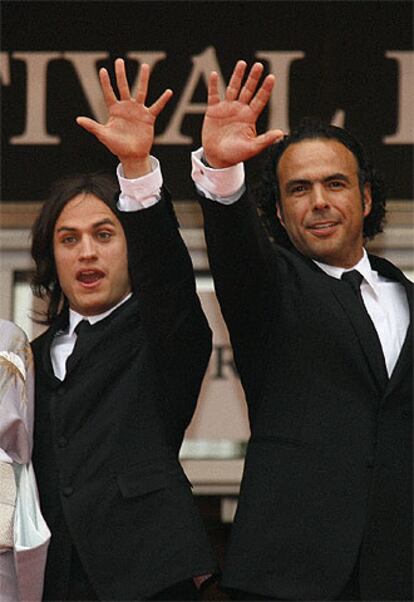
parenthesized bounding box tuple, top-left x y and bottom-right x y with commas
(75, 301, 106, 316)
(308, 242, 340, 263)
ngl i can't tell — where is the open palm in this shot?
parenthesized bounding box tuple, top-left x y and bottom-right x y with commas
(77, 58, 172, 172)
(202, 61, 284, 168)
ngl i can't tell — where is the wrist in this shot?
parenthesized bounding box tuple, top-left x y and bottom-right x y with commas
(120, 156, 152, 179)
(203, 153, 234, 169)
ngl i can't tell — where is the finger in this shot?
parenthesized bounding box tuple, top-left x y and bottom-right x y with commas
(239, 62, 264, 104)
(115, 58, 131, 101)
(249, 74, 276, 116)
(99, 68, 117, 107)
(149, 88, 173, 116)
(225, 60, 247, 101)
(76, 116, 105, 138)
(253, 128, 285, 152)
(207, 71, 220, 106)
(135, 63, 150, 104)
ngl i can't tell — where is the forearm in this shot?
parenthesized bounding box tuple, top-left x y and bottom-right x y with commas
(199, 189, 272, 312)
(119, 188, 193, 291)
(198, 190, 276, 405)
(119, 189, 212, 433)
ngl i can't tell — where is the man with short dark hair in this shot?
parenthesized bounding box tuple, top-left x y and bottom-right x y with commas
(31, 59, 217, 601)
(191, 60, 412, 600)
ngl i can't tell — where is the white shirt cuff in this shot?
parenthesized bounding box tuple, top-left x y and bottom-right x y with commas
(117, 156, 163, 212)
(191, 147, 245, 205)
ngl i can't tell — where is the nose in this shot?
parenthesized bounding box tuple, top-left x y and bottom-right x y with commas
(310, 184, 330, 210)
(79, 235, 97, 260)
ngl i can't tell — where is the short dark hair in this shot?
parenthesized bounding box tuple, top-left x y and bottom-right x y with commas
(31, 173, 120, 325)
(256, 118, 387, 249)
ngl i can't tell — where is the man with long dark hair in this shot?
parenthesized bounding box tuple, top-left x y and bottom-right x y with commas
(191, 60, 412, 600)
(30, 59, 217, 601)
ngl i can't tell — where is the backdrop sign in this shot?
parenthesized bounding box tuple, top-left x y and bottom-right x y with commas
(1, 1, 413, 202)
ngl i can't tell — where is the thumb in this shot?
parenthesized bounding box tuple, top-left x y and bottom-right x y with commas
(255, 128, 285, 152)
(76, 116, 104, 138)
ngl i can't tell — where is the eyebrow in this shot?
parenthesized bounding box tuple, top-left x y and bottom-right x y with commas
(324, 173, 350, 183)
(285, 173, 351, 191)
(285, 178, 309, 192)
(56, 218, 116, 233)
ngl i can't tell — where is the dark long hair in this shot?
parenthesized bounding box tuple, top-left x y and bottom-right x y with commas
(256, 118, 387, 249)
(31, 173, 120, 325)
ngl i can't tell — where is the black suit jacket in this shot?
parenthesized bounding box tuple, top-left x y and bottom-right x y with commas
(199, 191, 412, 601)
(32, 194, 217, 600)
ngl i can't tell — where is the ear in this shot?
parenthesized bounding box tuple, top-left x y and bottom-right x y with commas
(276, 203, 285, 227)
(362, 183, 372, 217)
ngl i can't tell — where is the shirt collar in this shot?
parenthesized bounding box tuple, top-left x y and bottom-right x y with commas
(67, 292, 133, 336)
(313, 249, 380, 294)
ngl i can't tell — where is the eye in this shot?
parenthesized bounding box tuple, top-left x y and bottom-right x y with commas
(328, 180, 345, 189)
(290, 184, 307, 195)
(61, 235, 77, 245)
(97, 230, 113, 241)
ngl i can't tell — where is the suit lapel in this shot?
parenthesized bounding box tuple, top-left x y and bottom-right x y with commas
(64, 295, 139, 378)
(369, 255, 414, 398)
(294, 253, 388, 394)
(38, 296, 139, 381)
(293, 250, 410, 397)
(289, 253, 382, 393)
(385, 318, 412, 397)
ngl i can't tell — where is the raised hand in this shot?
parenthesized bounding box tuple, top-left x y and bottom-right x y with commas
(202, 60, 284, 168)
(76, 58, 173, 177)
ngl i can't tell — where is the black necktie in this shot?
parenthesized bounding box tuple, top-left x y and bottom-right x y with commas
(341, 270, 365, 304)
(341, 270, 377, 327)
(341, 270, 388, 380)
(65, 320, 93, 373)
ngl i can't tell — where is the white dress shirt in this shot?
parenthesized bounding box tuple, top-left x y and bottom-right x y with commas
(51, 294, 133, 381)
(315, 252, 409, 376)
(190, 147, 410, 378)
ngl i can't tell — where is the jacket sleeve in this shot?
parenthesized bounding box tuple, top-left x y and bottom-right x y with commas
(198, 190, 279, 411)
(117, 190, 212, 450)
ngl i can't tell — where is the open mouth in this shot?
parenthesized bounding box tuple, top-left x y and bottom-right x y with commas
(76, 269, 105, 286)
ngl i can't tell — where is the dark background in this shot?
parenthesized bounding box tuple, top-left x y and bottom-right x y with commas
(2, 0, 413, 202)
